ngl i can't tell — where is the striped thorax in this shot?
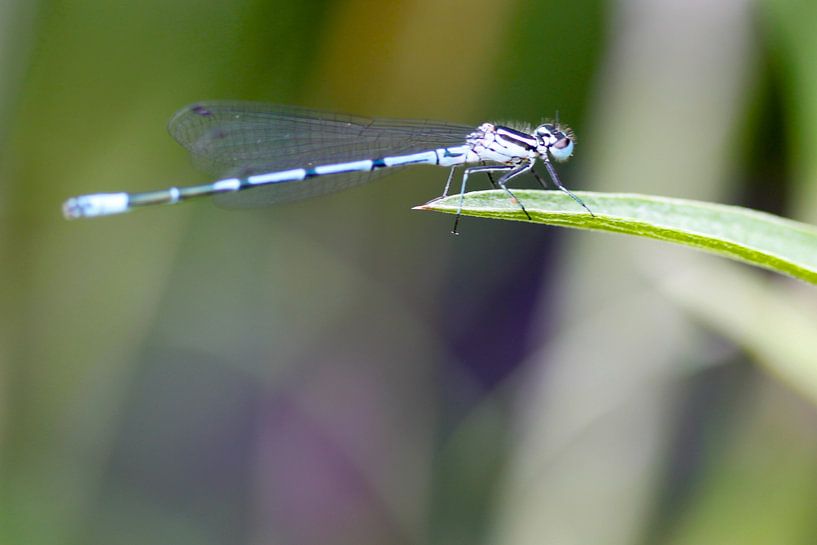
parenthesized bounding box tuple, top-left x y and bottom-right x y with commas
(466, 122, 574, 165)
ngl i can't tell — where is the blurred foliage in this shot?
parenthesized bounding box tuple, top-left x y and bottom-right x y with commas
(1, 1, 817, 545)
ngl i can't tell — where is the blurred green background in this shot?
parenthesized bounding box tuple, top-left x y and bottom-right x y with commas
(3, 0, 817, 544)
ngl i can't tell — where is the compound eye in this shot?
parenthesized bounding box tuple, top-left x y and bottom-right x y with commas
(549, 136, 574, 162)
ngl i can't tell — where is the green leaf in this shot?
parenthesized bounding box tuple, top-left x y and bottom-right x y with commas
(415, 190, 817, 285)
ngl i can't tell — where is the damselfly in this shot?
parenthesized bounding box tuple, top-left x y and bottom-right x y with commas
(62, 101, 591, 232)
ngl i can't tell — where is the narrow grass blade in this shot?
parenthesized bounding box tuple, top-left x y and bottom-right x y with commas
(415, 190, 817, 285)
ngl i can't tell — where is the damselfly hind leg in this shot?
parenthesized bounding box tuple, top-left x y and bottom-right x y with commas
(441, 166, 458, 198)
(452, 164, 529, 235)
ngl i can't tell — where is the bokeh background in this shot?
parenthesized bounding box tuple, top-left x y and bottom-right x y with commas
(3, 0, 817, 544)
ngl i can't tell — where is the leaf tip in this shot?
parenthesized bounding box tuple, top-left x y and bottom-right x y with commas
(413, 197, 445, 211)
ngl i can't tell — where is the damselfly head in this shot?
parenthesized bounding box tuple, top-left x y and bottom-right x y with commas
(534, 123, 574, 162)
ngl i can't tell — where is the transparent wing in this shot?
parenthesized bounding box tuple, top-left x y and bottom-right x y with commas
(168, 101, 475, 207)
